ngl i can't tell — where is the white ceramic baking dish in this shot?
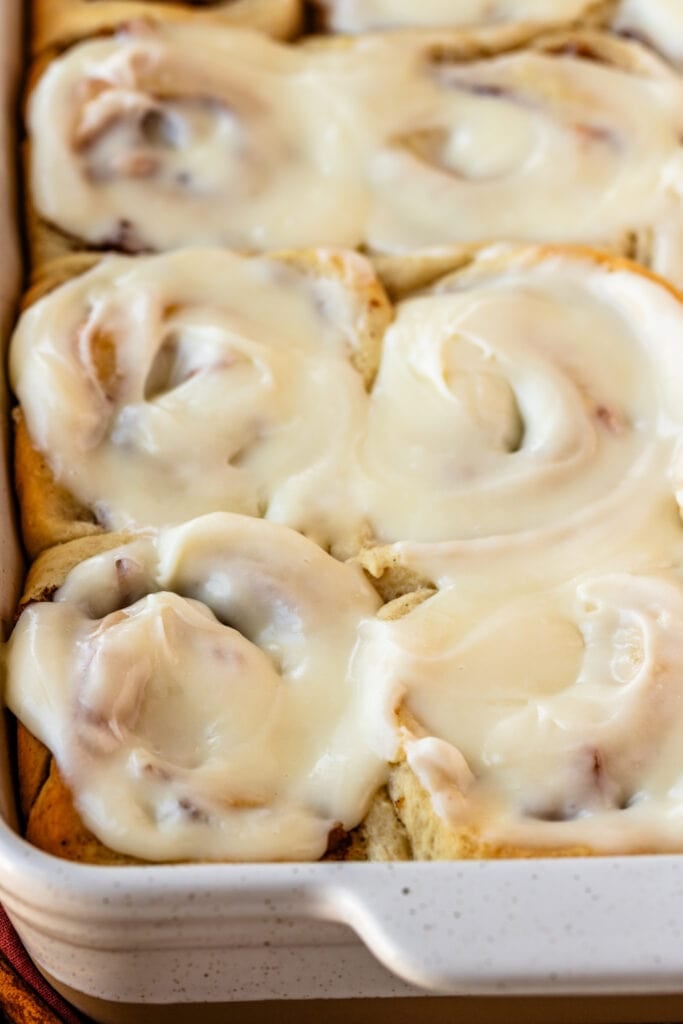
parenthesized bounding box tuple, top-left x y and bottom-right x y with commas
(7, 5, 683, 1022)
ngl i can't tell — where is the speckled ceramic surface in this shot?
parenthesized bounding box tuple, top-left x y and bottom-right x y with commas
(3, 826, 683, 1002)
(5, 3, 683, 1013)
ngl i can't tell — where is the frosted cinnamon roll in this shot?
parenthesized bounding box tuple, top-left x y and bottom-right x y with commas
(27, 25, 683, 283)
(26, 24, 365, 267)
(356, 245, 683, 601)
(359, 564, 683, 857)
(363, 31, 683, 281)
(11, 248, 390, 558)
(612, 1, 683, 68)
(311, 0, 606, 33)
(312, 0, 683, 73)
(32, 0, 302, 54)
(6, 514, 396, 863)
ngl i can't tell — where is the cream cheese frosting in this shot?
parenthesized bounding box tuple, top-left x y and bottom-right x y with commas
(13, 246, 683, 556)
(315, 0, 599, 31)
(5, 514, 389, 861)
(316, 0, 683, 72)
(12, 244, 683, 856)
(604, 1, 683, 67)
(28, 25, 683, 283)
(10, 248, 378, 556)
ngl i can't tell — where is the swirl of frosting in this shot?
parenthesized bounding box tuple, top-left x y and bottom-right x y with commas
(358, 565, 683, 854)
(314, 0, 683, 74)
(11, 248, 387, 556)
(5, 513, 390, 861)
(29, 25, 683, 281)
(358, 246, 683, 587)
(30, 24, 364, 253)
(31, 0, 303, 55)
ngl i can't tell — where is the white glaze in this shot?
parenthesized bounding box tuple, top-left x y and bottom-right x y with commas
(5, 514, 389, 861)
(13, 248, 683, 556)
(318, 0, 596, 31)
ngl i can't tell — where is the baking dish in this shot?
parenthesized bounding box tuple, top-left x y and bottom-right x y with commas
(8, 4, 683, 1023)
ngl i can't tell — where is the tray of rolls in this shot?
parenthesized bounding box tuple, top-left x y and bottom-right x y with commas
(6, 0, 683, 1020)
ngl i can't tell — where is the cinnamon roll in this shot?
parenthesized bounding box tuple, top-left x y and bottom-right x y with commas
(6, 513, 401, 863)
(347, 244, 683, 857)
(311, 0, 608, 33)
(32, 0, 302, 54)
(311, 0, 683, 74)
(26, 25, 683, 285)
(359, 244, 683, 594)
(11, 247, 390, 558)
(14, 246, 683, 575)
(359, 565, 683, 857)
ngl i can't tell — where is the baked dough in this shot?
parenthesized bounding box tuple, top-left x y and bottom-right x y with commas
(25, 26, 683, 287)
(310, 0, 612, 33)
(311, 0, 683, 72)
(10, 520, 411, 863)
(11, 247, 390, 558)
(31, 0, 302, 54)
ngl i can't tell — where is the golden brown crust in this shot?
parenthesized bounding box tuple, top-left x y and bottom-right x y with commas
(15, 698, 593, 863)
(31, 0, 303, 55)
(23, 252, 102, 308)
(18, 722, 405, 863)
(268, 248, 393, 388)
(15, 533, 152, 864)
(15, 250, 683, 863)
(13, 249, 392, 558)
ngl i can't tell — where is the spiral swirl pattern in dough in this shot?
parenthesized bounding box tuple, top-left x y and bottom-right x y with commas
(313, 0, 683, 74)
(313, 0, 602, 32)
(14, 246, 683, 568)
(359, 565, 683, 854)
(350, 247, 683, 855)
(359, 246, 683, 575)
(11, 248, 387, 557)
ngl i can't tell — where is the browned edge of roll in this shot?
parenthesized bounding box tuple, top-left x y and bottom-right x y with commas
(23, 27, 673, 272)
(13, 532, 409, 863)
(306, 0, 615, 35)
(13, 247, 392, 559)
